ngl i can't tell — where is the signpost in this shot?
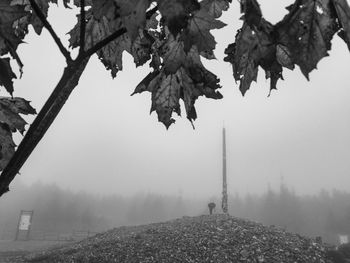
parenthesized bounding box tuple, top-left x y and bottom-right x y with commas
(15, 210, 33, 241)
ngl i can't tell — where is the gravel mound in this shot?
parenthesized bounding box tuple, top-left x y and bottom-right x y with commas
(24, 214, 335, 263)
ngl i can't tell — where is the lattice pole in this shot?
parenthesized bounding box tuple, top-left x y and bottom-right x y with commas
(222, 126, 228, 213)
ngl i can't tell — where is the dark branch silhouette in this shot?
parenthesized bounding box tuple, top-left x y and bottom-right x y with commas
(0, 4, 159, 197)
(28, 0, 72, 62)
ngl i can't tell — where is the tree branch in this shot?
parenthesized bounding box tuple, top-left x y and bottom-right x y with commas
(82, 5, 158, 59)
(0, 58, 90, 197)
(79, 0, 86, 55)
(0, 3, 160, 197)
(83, 27, 127, 58)
(28, 0, 72, 63)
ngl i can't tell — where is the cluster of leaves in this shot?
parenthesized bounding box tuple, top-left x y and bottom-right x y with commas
(67, 0, 230, 128)
(0, 0, 350, 175)
(132, 0, 230, 128)
(224, 0, 350, 96)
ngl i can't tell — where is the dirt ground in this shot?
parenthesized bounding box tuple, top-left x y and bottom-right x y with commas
(0, 240, 71, 262)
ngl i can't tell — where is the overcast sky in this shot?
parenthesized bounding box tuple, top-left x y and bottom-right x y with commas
(6, 0, 350, 198)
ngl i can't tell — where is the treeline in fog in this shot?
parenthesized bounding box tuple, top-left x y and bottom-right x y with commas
(227, 184, 350, 244)
(0, 181, 204, 237)
(0, 181, 349, 244)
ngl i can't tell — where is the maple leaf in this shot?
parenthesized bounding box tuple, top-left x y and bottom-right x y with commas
(201, 0, 231, 19)
(276, 44, 294, 70)
(225, 0, 344, 95)
(157, 0, 200, 36)
(11, 0, 50, 35)
(0, 97, 36, 170)
(0, 0, 27, 55)
(0, 57, 16, 95)
(133, 46, 222, 128)
(117, 0, 151, 41)
(91, 0, 118, 20)
(0, 123, 15, 171)
(160, 33, 187, 73)
(69, 10, 154, 78)
(275, 0, 339, 79)
(180, 3, 226, 57)
(224, 16, 282, 95)
(240, 0, 262, 27)
(331, 0, 350, 50)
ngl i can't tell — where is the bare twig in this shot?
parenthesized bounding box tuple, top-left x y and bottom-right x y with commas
(28, 0, 72, 62)
(79, 0, 86, 55)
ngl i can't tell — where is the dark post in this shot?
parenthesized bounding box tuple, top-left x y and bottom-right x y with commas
(14, 210, 23, 241)
(222, 127, 228, 213)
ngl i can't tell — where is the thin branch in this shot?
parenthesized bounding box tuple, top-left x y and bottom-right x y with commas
(28, 0, 72, 62)
(83, 27, 127, 58)
(82, 5, 158, 59)
(79, 0, 86, 55)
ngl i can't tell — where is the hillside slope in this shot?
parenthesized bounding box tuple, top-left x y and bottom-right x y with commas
(22, 214, 336, 263)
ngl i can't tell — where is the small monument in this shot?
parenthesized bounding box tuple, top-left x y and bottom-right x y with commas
(208, 202, 216, 215)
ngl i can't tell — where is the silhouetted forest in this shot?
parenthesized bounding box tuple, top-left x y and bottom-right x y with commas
(0, 181, 349, 244)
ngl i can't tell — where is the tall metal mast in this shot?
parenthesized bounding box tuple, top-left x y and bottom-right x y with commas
(222, 126, 228, 213)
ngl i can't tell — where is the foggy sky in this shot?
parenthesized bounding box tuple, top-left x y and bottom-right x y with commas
(8, 1, 350, 198)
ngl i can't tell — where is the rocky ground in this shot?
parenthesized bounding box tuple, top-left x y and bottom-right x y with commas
(3, 214, 347, 263)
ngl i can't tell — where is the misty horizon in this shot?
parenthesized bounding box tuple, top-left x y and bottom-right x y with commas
(2, 179, 350, 245)
(1, 0, 350, 261)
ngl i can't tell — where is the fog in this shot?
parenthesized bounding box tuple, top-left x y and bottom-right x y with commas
(1, 181, 349, 245)
(1, 0, 350, 233)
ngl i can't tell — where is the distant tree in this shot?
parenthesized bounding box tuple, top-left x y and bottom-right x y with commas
(260, 185, 278, 225)
(1, 0, 350, 196)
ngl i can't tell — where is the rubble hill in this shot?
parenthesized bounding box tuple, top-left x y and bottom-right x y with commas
(26, 214, 337, 263)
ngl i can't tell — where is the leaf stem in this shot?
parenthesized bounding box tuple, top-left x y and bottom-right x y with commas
(79, 0, 86, 55)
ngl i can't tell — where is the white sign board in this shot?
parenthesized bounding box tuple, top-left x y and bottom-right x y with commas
(19, 214, 31, 230)
(339, 235, 349, 245)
